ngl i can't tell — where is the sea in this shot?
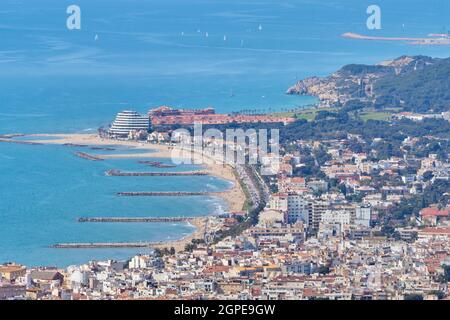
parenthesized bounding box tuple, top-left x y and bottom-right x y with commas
(0, 0, 449, 267)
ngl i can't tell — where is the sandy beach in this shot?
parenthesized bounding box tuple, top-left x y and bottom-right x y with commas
(150, 217, 207, 252)
(5, 133, 246, 252)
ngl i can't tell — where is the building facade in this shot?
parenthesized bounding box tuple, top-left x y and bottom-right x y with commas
(109, 110, 149, 138)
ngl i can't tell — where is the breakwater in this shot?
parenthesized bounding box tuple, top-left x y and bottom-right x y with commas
(106, 169, 208, 177)
(0, 138, 42, 145)
(78, 217, 195, 223)
(0, 134, 25, 139)
(74, 152, 104, 161)
(52, 242, 160, 249)
(138, 160, 176, 168)
(90, 146, 115, 151)
(117, 191, 215, 196)
(64, 143, 88, 147)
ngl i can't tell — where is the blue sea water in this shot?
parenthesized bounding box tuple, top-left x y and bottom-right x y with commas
(0, 0, 449, 266)
(0, 143, 230, 266)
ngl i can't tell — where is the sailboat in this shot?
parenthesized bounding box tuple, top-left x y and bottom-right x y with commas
(258, 24, 263, 31)
(205, 32, 209, 38)
(94, 34, 99, 41)
(223, 35, 227, 41)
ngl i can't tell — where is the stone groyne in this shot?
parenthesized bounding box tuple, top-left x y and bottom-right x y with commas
(78, 217, 195, 223)
(74, 152, 104, 161)
(117, 191, 215, 196)
(52, 242, 159, 249)
(106, 169, 207, 177)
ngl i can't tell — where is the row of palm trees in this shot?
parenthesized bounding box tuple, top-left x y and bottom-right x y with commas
(230, 105, 316, 116)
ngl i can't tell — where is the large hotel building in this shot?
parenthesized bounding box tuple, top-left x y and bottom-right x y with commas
(108, 110, 149, 138)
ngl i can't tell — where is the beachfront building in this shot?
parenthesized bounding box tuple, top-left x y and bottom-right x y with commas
(108, 110, 149, 138)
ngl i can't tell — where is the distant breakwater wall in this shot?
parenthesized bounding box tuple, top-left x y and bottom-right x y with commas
(52, 242, 160, 249)
(138, 161, 176, 168)
(64, 143, 116, 151)
(74, 152, 104, 161)
(117, 191, 216, 196)
(0, 138, 43, 145)
(106, 169, 207, 177)
(64, 143, 89, 147)
(78, 217, 195, 223)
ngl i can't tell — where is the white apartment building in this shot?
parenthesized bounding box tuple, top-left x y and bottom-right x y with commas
(109, 110, 149, 138)
(268, 193, 310, 225)
(129, 255, 151, 269)
(287, 194, 310, 224)
(307, 200, 329, 232)
(320, 204, 371, 229)
(354, 204, 372, 227)
(321, 209, 352, 225)
(268, 193, 289, 212)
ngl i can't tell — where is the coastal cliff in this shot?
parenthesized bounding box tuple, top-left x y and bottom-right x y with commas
(287, 55, 449, 112)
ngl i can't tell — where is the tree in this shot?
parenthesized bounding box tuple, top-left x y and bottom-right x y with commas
(428, 290, 445, 300)
(316, 266, 330, 275)
(444, 265, 450, 282)
(404, 294, 423, 300)
(423, 171, 434, 182)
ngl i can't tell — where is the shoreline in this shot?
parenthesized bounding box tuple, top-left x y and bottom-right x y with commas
(3, 133, 246, 253)
(20, 133, 246, 213)
(146, 217, 206, 252)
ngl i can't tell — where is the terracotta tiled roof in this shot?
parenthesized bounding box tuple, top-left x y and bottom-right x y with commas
(421, 227, 450, 235)
(203, 266, 230, 273)
(420, 208, 449, 217)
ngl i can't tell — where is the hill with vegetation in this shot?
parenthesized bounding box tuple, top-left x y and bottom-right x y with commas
(287, 55, 450, 113)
